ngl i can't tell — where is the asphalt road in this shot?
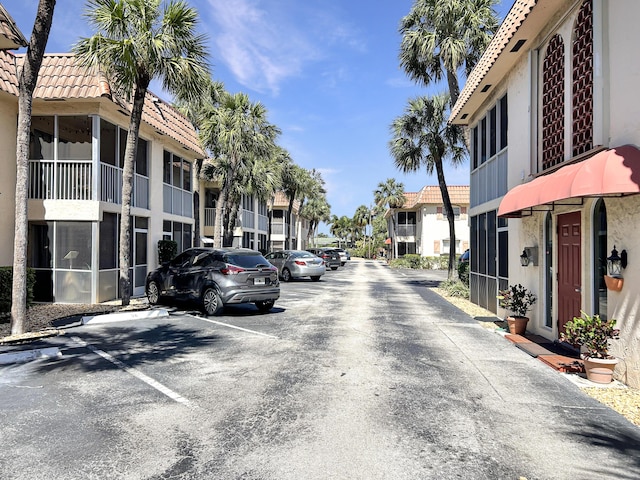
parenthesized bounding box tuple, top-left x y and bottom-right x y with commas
(1, 259, 639, 479)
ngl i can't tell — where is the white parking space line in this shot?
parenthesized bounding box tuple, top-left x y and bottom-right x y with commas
(70, 336, 191, 406)
(186, 314, 279, 339)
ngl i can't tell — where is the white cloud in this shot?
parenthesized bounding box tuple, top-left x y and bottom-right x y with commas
(204, 0, 365, 96)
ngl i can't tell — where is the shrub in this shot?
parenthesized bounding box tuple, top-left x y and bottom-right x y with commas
(560, 311, 619, 359)
(158, 240, 178, 264)
(0, 267, 36, 314)
(458, 261, 469, 286)
(497, 284, 536, 317)
(440, 279, 470, 298)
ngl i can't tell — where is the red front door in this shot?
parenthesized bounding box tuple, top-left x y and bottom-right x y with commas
(557, 212, 582, 335)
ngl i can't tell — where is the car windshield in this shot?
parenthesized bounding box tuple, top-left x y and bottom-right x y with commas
(224, 253, 271, 269)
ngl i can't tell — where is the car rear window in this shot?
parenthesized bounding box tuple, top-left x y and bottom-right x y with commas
(292, 251, 315, 258)
(224, 253, 271, 269)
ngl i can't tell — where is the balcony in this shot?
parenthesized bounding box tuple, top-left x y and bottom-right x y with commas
(397, 225, 417, 237)
(29, 160, 149, 208)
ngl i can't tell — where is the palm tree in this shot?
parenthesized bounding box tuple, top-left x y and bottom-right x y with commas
(399, 0, 499, 108)
(199, 92, 280, 248)
(300, 196, 331, 247)
(11, 0, 54, 335)
(353, 205, 370, 240)
(389, 93, 465, 280)
(373, 178, 406, 259)
(73, 0, 210, 305)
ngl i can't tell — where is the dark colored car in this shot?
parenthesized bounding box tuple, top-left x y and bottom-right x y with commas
(306, 248, 340, 270)
(145, 248, 280, 315)
(458, 249, 470, 266)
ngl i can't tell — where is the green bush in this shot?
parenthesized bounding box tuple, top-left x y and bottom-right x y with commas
(158, 240, 178, 264)
(458, 261, 469, 286)
(439, 279, 470, 298)
(0, 267, 36, 314)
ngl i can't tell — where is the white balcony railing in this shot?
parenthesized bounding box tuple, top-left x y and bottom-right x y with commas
(29, 160, 93, 200)
(30, 160, 148, 207)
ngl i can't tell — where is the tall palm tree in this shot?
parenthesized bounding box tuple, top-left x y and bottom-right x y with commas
(199, 92, 280, 248)
(73, 0, 210, 305)
(11, 0, 55, 335)
(399, 0, 499, 108)
(373, 178, 406, 259)
(389, 93, 465, 280)
(353, 205, 370, 240)
(300, 196, 331, 247)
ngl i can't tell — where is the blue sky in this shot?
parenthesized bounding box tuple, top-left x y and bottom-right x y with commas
(12, 0, 513, 232)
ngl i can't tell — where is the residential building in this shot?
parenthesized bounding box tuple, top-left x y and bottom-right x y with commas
(269, 192, 310, 251)
(0, 48, 203, 303)
(450, 0, 640, 387)
(385, 185, 470, 258)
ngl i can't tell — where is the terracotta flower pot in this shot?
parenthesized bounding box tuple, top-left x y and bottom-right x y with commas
(582, 355, 619, 384)
(603, 275, 623, 292)
(506, 316, 529, 335)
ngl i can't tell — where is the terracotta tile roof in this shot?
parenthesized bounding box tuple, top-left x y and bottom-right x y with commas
(0, 4, 27, 50)
(401, 185, 470, 208)
(450, 0, 537, 122)
(5, 53, 203, 156)
(272, 191, 300, 212)
(0, 50, 18, 95)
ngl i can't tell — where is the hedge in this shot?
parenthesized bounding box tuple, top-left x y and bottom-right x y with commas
(0, 267, 36, 314)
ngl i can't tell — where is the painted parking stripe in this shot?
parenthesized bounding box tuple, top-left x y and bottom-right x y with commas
(70, 336, 190, 406)
(186, 314, 279, 339)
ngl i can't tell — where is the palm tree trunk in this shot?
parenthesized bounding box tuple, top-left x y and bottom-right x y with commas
(434, 158, 456, 281)
(119, 83, 147, 306)
(12, 0, 56, 335)
(213, 187, 225, 248)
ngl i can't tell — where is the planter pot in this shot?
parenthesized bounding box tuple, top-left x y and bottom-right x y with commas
(603, 275, 623, 292)
(582, 355, 619, 384)
(506, 316, 529, 335)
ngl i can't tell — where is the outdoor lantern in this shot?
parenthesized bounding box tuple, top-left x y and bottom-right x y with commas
(520, 249, 530, 267)
(607, 245, 627, 277)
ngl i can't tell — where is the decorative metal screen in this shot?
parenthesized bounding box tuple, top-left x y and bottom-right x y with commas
(572, 0, 593, 156)
(542, 34, 565, 170)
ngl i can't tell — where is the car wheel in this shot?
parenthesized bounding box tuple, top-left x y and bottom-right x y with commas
(147, 281, 160, 305)
(281, 268, 292, 282)
(202, 287, 223, 316)
(341, 262, 346, 266)
(331, 266, 338, 271)
(310, 276, 321, 282)
(255, 300, 275, 312)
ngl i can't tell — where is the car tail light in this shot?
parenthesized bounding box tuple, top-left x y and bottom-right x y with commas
(294, 260, 306, 266)
(221, 264, 245, 275)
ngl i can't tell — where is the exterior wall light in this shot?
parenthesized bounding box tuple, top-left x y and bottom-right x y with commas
(520, 249, 529, 267)
(607, 245, 627, 278)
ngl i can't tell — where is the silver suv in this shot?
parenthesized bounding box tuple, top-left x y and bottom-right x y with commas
(146, 248, 280, 315)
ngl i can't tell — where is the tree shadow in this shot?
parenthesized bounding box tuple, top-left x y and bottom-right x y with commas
(568, 420, 640, 479)
(33, 323, 222, 374)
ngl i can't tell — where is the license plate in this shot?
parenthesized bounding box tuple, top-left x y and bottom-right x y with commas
(254, 277, 265, 285)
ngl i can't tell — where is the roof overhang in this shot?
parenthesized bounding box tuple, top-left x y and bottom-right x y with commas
(0, 5, 27, 50)
(450, 0, 574, 125)
(498, 145, 640, 218)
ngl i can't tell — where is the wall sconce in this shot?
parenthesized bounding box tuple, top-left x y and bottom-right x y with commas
(520, 247, 538, 267)
(607, 245, 627, 278)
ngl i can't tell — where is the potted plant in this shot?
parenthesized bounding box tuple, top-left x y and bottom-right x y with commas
(560, 311, 620, 383)
(497, 284, 537, 335)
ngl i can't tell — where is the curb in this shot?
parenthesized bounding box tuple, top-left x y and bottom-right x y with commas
(0, 346, 61, 365)
(81, 308, 169, 325)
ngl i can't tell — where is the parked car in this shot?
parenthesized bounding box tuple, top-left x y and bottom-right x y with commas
(145, 248, 280, 315)
(264, 250, 325, 282)
(306, 248, 341, 270)
(458, 249, 470, 266)
(332, 248, 350, 266)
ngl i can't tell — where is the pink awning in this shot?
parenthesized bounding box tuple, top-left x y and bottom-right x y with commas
(498, 145, 640, 217)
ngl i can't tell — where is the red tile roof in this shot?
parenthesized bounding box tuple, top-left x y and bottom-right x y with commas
(2, 52, 203, 156)
(401, 185, 470, 208)
(272, 191, 301, 212)
(0, 4, 27, 50)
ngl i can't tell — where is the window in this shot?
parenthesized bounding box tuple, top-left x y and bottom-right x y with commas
(445, 206, 461, 220)
(30, 116, 54, 160)
(489, 106, 497, 158)
(572, 0, 594, 156)
(499, 95, 508, 150)
(58, 116, 92, 160)
(593, 199, 607, 319)
(99, 212, 118, 269)
(542, 34, 565, 170)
